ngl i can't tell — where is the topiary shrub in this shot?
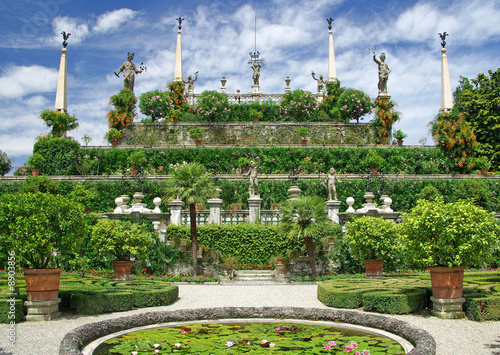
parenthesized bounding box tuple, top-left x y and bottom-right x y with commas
(33, 137, 81, 175)
(279, 90, 319, 122)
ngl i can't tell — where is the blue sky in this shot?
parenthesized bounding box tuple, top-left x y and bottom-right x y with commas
(1, 0, 499, 173)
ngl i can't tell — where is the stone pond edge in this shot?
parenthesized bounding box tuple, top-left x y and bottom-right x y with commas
(59, 307, 436, 355)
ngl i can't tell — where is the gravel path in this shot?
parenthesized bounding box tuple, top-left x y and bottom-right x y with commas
(1, 284, 499, 355)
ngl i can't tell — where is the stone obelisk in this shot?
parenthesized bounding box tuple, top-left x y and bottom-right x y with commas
(327, 18, 337, 82)
(440, 47, 453, 112)
(54, 47, 68, 112)
(174, 17, 184, 82)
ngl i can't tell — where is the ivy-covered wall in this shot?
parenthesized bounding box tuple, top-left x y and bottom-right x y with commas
(121, 122, 377, 146)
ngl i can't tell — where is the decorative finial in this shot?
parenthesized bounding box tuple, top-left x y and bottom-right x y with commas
(326, 18, 334, 30)
(438, 32, 448, 48)
(61, 31, 70, 48)
(177, 17, 184, 30)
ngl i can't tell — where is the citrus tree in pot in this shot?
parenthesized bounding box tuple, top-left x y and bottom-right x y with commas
(0, 192, 87, 320)
(401, 198, 499, 318)
(90, 219, 153, 280)
(344, 216, 400, 278)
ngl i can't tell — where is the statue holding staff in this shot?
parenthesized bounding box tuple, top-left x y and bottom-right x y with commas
(311, 71, 325, 93)
(115, 52, 143, 92)
(244, 157, 261, 197)
(183, 71, 199, 92)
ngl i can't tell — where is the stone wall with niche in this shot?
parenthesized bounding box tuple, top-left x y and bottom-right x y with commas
(121, 122, 377, 146)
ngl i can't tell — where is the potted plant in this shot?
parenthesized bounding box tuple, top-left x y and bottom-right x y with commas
(401, 199, 499, 318)
(344, 216, 400, 278)
(237, 157, 250, 173)
(188, 127, 205, 145)
(90, 219, 152, 280)
(364, 149, 385, 175)
(0, 192, 87, 320)
(249, 108, 263, 122)
(27, 153, 45, 175)
(105, 128, 122, 146)
(393, 129, 408, 146)
(475, 156, 491, 175)
(296, 127, 311, 145)
(127, 150, 146, 175)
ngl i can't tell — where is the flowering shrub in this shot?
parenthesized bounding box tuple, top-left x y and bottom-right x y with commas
(13, 163, 31, 176)
(167, 81, 186, 109)
(429, 111, 477, 171)
(338, 89, 372, 123)
(139, 90, 174, 122)
(0, 150, 13, 176)
(372, 97, 400, 144)
(107, 89, 137, 129)
(39, 109, 79, 137)
(193, 90, 230, 122)
(279, 89, 319, 121)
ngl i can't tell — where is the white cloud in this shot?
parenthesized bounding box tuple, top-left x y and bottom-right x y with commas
(93, 9, 139, 34)
(0, 65, 58, 98)
(50, 16, 90, 46)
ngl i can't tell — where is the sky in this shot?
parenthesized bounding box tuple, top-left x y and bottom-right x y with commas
(1, 0, 499, 173)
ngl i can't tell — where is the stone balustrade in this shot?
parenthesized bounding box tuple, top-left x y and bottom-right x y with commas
(188, 92, 322, 105)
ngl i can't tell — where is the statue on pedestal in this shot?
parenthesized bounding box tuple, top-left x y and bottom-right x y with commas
(311, 72, 325, 93)
(115, 52, 143, 92)
(326, 168, 341, 201)
(244, 157, 261, 197)
(373, 52, 390, 96)
(183, 71, 199, 92)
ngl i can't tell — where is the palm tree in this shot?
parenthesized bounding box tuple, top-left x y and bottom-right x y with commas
(162, 162, 216, 275)
(280, 196, 332, 277)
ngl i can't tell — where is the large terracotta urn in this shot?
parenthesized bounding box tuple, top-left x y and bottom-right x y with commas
(364, 259, 384, 278)
(112, 261, 133, 281)
(23, 268, 63, 301)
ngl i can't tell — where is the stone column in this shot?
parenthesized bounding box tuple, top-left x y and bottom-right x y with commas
(208, 198, 223, 225)
(326, 200, 342, 224)
(440, 47, 453, 112)
(328, 29, 337, 82)
(174, 29, 183, 82)
(168, 199, 185, 225)
(247, 196, 262, 224)
(55, 48, 68, 112)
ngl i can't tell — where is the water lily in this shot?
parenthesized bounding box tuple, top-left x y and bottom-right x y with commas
(174, 343, 181, 348)
(269, 343, 276, 348)
(328, 341, 336, 346)
(226, 341, 234, 348)
(261, 339, 268, 344)
(153, 344, 160, 348)
(324, 345, 331, 350)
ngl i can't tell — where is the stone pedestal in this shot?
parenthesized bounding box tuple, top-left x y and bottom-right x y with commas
(287, 186, 301, 201)
(430, 297, 465, 319)
(186, 91, 195, 105)
(248, 196, 262, 224)
(24, 299, 61, 321)
(326, 200, 341, 224)
(275, 263, 286, 282)
(208, 198, 223, 225)
(168, 199, 185, 226)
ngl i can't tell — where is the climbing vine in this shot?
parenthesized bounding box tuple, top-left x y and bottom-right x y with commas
(372, 97, 400, 144)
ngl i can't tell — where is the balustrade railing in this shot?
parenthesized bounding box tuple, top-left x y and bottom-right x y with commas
(260, 210, 283, 225)
(220, 210, 248, 224)
(190, 92, 322, 105)
(181, 210, 210, 226)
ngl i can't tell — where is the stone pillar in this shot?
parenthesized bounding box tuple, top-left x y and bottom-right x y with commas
(25, 299, 61, 321)
(247, 196, 262, 223)
(186, 91, 195, 105)
(55, 48, 68, 112)
(326, 200, 341, 224)
(168, 199, 185, 225)
(328, 29, 337, 82)
(208, 198, 223, 225)
(174, 29, 183, 82)
(287, 186, 301, 201)
(440, 47, 453, 112)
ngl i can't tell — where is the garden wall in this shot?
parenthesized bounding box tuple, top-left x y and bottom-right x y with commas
(121, 122, 377, 146)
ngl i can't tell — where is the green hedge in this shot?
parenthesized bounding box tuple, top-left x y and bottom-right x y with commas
(33, 137, 80, 175)
(318, 273, 500, 320)
(167, 224, 338, 264)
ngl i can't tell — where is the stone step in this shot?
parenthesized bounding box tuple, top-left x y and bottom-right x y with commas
(231, 269, 276, 283)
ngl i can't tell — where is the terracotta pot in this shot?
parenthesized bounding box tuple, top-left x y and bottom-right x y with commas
(173, 118, 178, 123)
(112, 260, 133, 280)
(480, 169, 488, 175)
(370, 168, 379, 175)
(111, 140, 118, 146)
(276, 258, 284, 265)
(254, 118, 259, 122)
(364, 259, 384, 278)
(31, 170, 40, 176)
(23, 268, 62, 301)
(195, 139, 202, 146)
(430, 267, 464, 299)
(301, 139, 307, 145)
(397, 139, 403, 146)
(130, 168, 139, 176)
(333, 119, 338, 123)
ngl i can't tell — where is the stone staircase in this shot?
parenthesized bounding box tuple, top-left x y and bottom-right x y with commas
(225, 269, 282, 285)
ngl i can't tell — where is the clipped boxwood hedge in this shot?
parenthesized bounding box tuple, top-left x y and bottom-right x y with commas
(318, 273, 500, 320)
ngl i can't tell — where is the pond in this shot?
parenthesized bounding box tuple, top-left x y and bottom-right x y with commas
(91, 319, 407, 354)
